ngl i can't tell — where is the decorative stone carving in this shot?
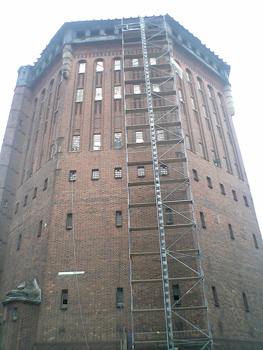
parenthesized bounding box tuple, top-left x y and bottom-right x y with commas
(2, 279, 41, 305)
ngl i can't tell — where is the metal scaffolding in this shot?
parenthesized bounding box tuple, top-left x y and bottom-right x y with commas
(120, 15, 212, 350)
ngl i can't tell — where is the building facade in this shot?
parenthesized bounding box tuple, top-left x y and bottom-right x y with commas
(0, 15, 262, 350)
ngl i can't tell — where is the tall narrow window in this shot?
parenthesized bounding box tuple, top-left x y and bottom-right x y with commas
(93, 134, 101, 150)
(228, 224, 234, 240)
(212, 286, 219, 307)
(137, 166, 145, 177)
(12, 307, 18, 321)
(116, 211, 122, 227)
(232, 190, 238, 201)
(76, 89, 84, 102)
(61, 289, 68, 309)
(96, 61, 104, 72)
(116, 287, 123, 308)
(242, 293, 249, 312)
(220, 183, 226, 195)
(114, 59, 121, 71)
(114, 168, 122, 179)
(69, 170, 77, 182)
(17, 234, 22, 250)
(199, 143, 204, 158)
(193, 169, 199, 181)
(92, 169, 100, 180)
(243, 195, 249, 207)
(185, 135, 191, 150)
(72, 135, 80, 151)
(78, 62, 86, 74)
(172, 285, 181, 305)
(200, 212, 206, 228)
(253, 234, 259, 249)
(113, 132, 122, 149)
(135, 131, 144, 143)
(66, 214, 73, 230)
(207, 176, 213, 188)
(43, 178, 48, 191)
(165, 208, 173, 225)
(114, 86, 122, 99)
(23, 195, 28, 207)
(191, 97, 196, 110)
(95, 88, 102, 101)
(38, 220, 43, 237)
(15, 202, 19, 214)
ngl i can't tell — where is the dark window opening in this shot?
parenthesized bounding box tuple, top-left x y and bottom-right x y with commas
(228, 224, 234, 240)
(66, 213, 73, 230)
(193, 169, 199, 181)
(38, 220, 43, 237)
(23, 195, 28, 207)
(33, 187, 37, 199)
(200, 212, 206, 228)
(242, 292, 249, 312)
(15, 202, 19, 214)
(220, 183, 226, 195)
(207, 176, 213, 188)
(172, 285, 181, 306)
(69, 170, 77, 182)
(116, 287, 123, 307)
(61, 289, 68, 309)
(165, 208, 173, 225)
(76, 30, 85, 39)
(17, 234, 22, 250)
(212, 286, 219, 307)
(253, 234, 259, 249)
(43, 178, 48, 191)
(116, 211, 122, 227)
(114, 168, 122, 179)
(243, 195, 249, 207)
(232, 189, 238, 201)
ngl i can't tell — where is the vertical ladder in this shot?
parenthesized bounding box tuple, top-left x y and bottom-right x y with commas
(119, 15, 212, 350)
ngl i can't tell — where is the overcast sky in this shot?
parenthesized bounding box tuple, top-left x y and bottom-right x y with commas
(1, 0, 262, 236)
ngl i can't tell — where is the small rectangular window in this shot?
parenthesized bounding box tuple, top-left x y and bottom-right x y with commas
(92, 169, 100, 180)
(185, 135, 190, 150)
(193, 169, 199, 181)
(172, 285, 181, 306)
(212, 286, 219, 307)
(132, 58, 139, 67)
(150, 57, 156, 65)
(113, 132, 122, 149)
(156, 129, 165, 141)
(165, 208, 173, 225)
(72, 135, 80, 151)
(12, 307, 18, 321)
(243, 195, 249, 207)
(253, 234, 259, 249)
(61, 289, 68, 309)
(135, 131, 144, 143)
(114, 86, 122, 99)
(137, 166, 145, 177)
(23, 195, 28, 207)
(93, 134, 101, 150)
(66, 214, 73, 230)
(78, 62, 86, 74)
(69, 170, 77, 182)
(200, 212, 206, 228)
(232, 190, 238, 201)
(160, 165, 168, 176)
(114, 60, 121, 71)
(15, 202, 19, 214)
(76, 89, 84, 102)
(17, 234, 22, 250)
(116, 211, 122, 227)
(33, 187, 37, 199)
(152, 84, 160, 92)
(96, 61, 104, 72)
(43, 178, 48, 191)
(207, 176, 213, 188)
(95, 87, 103, 101)
(114, 168, 122, 179)
(220, 183, 226, 195)
(133, 85, 141, 94)
(116, 287, 123, 307)
(242, 292, 249, 312)
(38, 220, 43, 237)
(228, 224, 234, 240)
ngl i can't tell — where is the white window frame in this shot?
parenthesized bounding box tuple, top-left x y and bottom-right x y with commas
(114, 60, 121, 71)
(95, 87, 103, 101)
(132, 58, 139, 67)
(114, 132, 122, 149)
(72, 136, 80, 151)
(157, 129, 165, 141)
(133, 85, 141, 94)
(114, 86, 122, 99)
(93, 134, 101, 150)
(96, 61, 104, 72)
(135, 131, 144, 143)
(78, 62, 86, 74)
(137, 166, 145, 177)
(76, 89, 84, 102)
(92, 169, 100, 180)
